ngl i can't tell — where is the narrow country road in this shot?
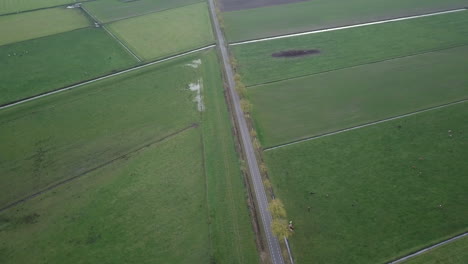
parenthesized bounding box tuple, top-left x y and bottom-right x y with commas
(206, 1, 285, 264)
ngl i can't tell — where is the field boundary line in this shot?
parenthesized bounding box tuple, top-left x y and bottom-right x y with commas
(230, 8, 467, 46)
(0, 0, 96, 17)
(79, 5, 142, 62)
(247, 43, 468, 88)
(264, 99, 468, 151)
(388, 232, 468, 263)
(0, 124, 198, 213)
(98, 1, 206, 24)
(0, 45, 215, 110)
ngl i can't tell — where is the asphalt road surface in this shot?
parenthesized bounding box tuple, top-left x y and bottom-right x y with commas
(207, 1, 285, 263)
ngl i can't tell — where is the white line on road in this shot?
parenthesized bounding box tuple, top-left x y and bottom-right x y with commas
(230, 9, 467, 46)
(388, 232, 468, 263)
(265, 99, 468, 151)
(0, 45, 215, 111)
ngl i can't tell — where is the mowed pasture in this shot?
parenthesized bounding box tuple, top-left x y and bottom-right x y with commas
(0, 27, 137, 105)
(264, 102, 468, 264)
(403, 236, 468, 264)
(233, 11, 468, 86)
(0, 7, 90, 46)
(249, 45, 468, 147)
(83, 0, 203, 23)
(0, 50, 259, 263)
(0, 0, 86, 15)
(107, 2, 214, 60)
(223, 0, 468, 41)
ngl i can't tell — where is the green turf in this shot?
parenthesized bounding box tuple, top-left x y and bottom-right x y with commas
(0, 7, 90, 46)
(0, 0, 86, 15)
(403, 236, 468, 264)
(201, 51, 260, 263)
(107, 2, 214, 61)
(223, 0, 468, 41)
(0, 54, 202, 208)
(249, 45, 468, 147)
(264, 102, 468, 264)
(83, 0, 203, 23)
(233, 11, 468, 86)
(0, 27, 137, 105)
(0, 128, 212, 264)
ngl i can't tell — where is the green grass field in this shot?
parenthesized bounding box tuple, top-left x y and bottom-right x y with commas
(223, 0, 468, 41)
(264, 102, 468, 264)
(107, 3, 214, 61)
(403, 236, 468, 264)
(0, 50, 259, 263)
(249, 45, 468, 147)
(0, 27, 137, 105)
(83, 0, 203, 23)
(233, 11, 468, 86)
(0, 7, 90, 46)
(0, 0, 86, 15)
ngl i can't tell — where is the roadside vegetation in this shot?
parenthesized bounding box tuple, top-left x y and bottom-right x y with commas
(403, 236, 468, 264)
(264, 102, 468, 263)
(0, 7, 90, 46)
(0, 27, 137, 105)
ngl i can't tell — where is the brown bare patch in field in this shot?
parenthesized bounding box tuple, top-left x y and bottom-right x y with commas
(272, 49, 321, 58)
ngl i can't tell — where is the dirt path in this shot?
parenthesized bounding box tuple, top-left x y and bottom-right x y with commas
(230, 8, 467, 46)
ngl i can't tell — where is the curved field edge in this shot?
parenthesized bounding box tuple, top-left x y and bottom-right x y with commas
(0, 27, 137, 105)
(263, 102, 468, 264)
(222, 0, 468, 42)
(232, 10, 468, 86)
(402, 235, 468, 264)
(249, 45, 468, 147)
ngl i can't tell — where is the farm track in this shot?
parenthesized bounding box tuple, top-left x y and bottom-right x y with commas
(207, 0, 286, 263)
(264, 99, 468, 151)
(230, 8, 467, 46)
(0, 124, 198, 213)
(388, 232, 468, 263)
(0, 45, 215, 110)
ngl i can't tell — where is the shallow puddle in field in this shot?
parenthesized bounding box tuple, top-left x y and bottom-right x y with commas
(188, 79, 204, 112)
(186, 59, 202, 68)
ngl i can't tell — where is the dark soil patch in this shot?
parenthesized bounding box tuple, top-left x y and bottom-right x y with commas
(272, 49, 321, 58)
(220, 0, 309, 12)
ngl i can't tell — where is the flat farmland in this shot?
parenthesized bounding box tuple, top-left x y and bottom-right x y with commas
(233, 11, 468, 86)
(249, 45, 468, 147)
(0, 27, 137, 105)
(0, 50, 259, 263)
(0, 7, 90, 46)
(403, 236, 468, 264)
(264, 102, 468, 264)
(0, 0, 86, 15)
(107, 2, 214, 60)
(223, 0, 468, 42)
(83, 0, 203, 23)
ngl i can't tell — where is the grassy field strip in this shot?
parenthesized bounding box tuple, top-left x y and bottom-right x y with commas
(0, 124, 198, 213)
(265, 99, 468, 151)
(400, 235, 468, 264)
(0, 0, 89, 15)
(82, 0, 203, 23)
(101, 26, 142, 62)
(231, 8, 466, 46)
(0, 7, 91, 46)
(390, 232, 468, 263)
(107, 2, 215, 61)
(0, 45, 215, 110)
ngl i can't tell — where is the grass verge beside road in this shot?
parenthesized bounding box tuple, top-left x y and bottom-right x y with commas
(0, 27, 137, 105)
(403, 235, 468, 264)
(249, 45, 468, 147)
(264, 102, 468, 264)
(107, 2, 214, 61)
(0, 7, 90, 46)
(233, 11, 468, 86)
(223, 0, 468, 42)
